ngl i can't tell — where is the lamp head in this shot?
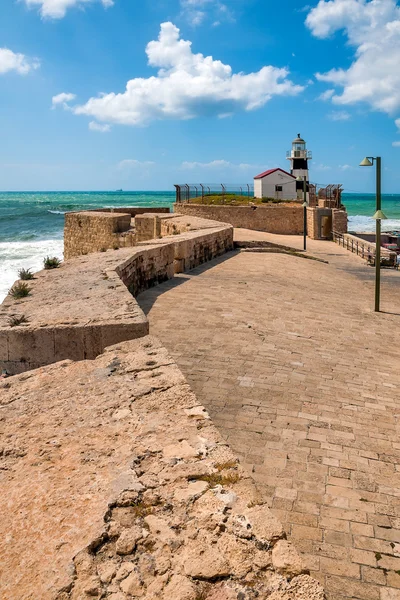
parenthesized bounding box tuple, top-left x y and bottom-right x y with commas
(372, 210, 388, 220)
(359, 157, 373, 167)
(302, 201, 308, 207)
(296, 176, 303, 182)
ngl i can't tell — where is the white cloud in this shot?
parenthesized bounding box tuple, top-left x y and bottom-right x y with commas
(393, 141, 400, 147)
(328, 110, 351, 121)
(62, 22, 303, 128)
(306, 0, 400, 123)
(339, 164, 354, 170)
(180, 0, 234, 27)
(118, 159, 155, 169)
(0, 48, 39, 75)
(52, 92, 76, 109)
(89, 120, 111, 132)
(318, 88, 335, 101)
(23, 0, 113, 19)
(396, 117, 400, 130)
(313, 163, 332, 171)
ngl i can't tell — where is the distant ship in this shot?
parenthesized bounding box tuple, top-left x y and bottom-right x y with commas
(116, 189, 123, 192)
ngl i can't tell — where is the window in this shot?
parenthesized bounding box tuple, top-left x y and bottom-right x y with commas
(275, 185, 283, 192)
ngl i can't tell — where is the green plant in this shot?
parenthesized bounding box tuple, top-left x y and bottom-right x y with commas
(8, 314, 28, 327)
(375, 553, 382, 561)
(18, 268, 34, 280)
(43, 256, 61, 269)
(100, 247, 107, 252)
(10, 282, 31, 299)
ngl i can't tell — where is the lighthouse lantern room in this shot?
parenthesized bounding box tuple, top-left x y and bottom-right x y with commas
(287, 134, 312, 193)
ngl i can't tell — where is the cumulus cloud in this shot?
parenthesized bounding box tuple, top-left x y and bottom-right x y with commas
(58, 22, 303, 128)
(118, 159, 155, 169)
(0, 48, 39, 75)
(89, 120, 111, 132)
(23, 0, 113, 19)
(306, 0, 400, 123)
(328, 110, 351, 121)
(318, 88, 335, 101)
(52, 92, 76, 109)
(393, 141, 400, 146)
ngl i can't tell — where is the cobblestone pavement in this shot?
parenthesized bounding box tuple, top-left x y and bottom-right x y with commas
(138, 231, 400, 600)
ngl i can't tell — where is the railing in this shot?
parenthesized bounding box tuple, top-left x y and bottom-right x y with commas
(286, 151, 312, 159)
(333, 231, 397, 266)
(174, 184, 254, 203)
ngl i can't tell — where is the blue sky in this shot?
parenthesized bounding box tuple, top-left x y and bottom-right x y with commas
(1, 0, 400, 192)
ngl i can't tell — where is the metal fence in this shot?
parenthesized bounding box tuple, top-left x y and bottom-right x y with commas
(174, 184, 254, 203)
(333, 231, 397, 266)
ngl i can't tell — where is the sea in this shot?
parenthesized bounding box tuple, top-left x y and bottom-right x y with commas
(1, 191, 400, 302)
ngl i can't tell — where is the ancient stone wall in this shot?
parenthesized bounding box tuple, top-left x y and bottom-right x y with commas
(174, 203, 305, 234)
(64, 212, 136, 259)
(332, 209, 348, 234)
(0, 221, 233, 375)
(0, 336, 325, 600)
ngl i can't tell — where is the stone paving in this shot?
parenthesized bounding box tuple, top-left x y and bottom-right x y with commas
(138, 230, 400, 600)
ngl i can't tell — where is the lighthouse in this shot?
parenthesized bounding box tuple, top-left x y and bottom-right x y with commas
(287, 134, 312, 193)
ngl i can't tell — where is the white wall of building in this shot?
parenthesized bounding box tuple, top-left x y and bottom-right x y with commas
(254, 170, 297, 200)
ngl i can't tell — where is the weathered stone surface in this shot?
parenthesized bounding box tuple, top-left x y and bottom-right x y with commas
(0, 336, 324, 600)
(116, 526, 143, 555)
(272, 539, 305, 576)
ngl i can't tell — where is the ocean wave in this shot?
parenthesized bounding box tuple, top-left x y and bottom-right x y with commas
(348, 215, 400, 233)
(47, 210, 66, 215)
(0, 238, 64, 303)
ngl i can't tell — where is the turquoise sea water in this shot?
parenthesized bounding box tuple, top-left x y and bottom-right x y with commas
(0, 191, 399, 301)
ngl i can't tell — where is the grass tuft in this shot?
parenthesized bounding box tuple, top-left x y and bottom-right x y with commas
(194, 472, 240, 487)
(43, 256, 61, 269)
(8, 314, 29, 327)
(18, 268, 34, 280)
(10, 282, 31, 299)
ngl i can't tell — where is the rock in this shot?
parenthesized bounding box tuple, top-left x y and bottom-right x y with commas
(162, 574, 197, 600)
(83, 576, 101, 595)
(242, 505, 284, 545)
(116, 526, 143, 555)
(184, 406, 210, 420)
(119, 570, 144, 596)
(97, 560, 116, 584)
(174, 480, 209, 502)
(272, 540, 305, 577)
(108, 593, 127, 600)
(115, 562, 135, 581)
(163, 440, 199, 460)
(144, 515, 175, 543)
(183, 539, 231, 579)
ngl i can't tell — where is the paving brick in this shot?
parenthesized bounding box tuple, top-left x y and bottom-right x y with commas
(139, 234, 400, 600)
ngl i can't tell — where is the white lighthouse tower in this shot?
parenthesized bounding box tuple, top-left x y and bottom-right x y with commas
(287, 134, 312, 194)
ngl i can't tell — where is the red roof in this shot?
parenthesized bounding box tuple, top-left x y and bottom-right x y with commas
(254, 168, 295, 180)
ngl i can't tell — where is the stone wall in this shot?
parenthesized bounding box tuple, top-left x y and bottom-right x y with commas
(0, 220, 233, 375)
(64, 211, 136, 259)
(0, 336, 325, 600)
(174, 203, 305, 234)
(332, 209, 348, 234)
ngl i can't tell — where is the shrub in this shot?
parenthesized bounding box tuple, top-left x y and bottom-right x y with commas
(8, 314, 28, 327)
(43, 256, 61, 269)
(100, 247, 107, 252)
(10, 282, 31, 299)
(18, 268, 34, 280)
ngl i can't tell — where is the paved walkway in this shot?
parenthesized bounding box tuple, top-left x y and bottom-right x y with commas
(138, 231, 400, 600)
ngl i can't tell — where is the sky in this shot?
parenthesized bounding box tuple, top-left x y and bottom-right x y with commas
(1, 0, 400, 192)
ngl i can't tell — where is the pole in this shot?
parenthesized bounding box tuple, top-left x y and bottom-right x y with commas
(303, 175, 307, 251)
(375, 156, 382, 312)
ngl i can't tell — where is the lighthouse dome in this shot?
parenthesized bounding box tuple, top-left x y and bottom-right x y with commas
(293, 134, 305, 144)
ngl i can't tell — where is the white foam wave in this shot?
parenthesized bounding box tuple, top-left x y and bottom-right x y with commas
(0, 238, 64, 303)
(349, 215, 400, 233)
(48, 210, 66, 215)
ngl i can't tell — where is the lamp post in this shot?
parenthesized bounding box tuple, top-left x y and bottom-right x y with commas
(359, 156, 388, 312)
(297, 175, 307, 251)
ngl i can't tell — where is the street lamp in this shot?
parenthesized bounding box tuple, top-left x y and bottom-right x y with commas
(297, 176, 307, 251)
(359, 156, 388, 312)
